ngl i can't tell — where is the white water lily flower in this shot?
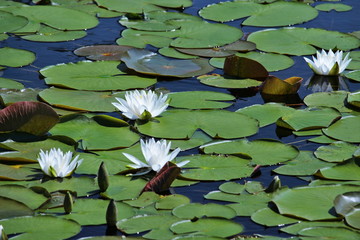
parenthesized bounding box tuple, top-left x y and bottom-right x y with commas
(37, 148, 83, 178)
(0, 225, 4, 240)
(304, 49, 351, 76)
(112, 90, 169, 120)
(123, 138, 189, 173)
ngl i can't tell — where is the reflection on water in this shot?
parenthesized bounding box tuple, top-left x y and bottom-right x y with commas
(305, 75, 350, 92)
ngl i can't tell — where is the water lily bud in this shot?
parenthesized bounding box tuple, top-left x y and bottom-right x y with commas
(98, 162, 109, 192)
(139, 109, 152, 121)
(106, 199, 118, 227)
(265, 176, 281, 193)
(0, 225, 8, 240)
(64, 191, 73, 214)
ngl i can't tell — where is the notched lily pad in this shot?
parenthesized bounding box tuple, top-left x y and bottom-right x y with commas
(120, 49, 214, 78)
(322, 115, 360, 143)
(198, 74, 262, 89)
(74, 45, 135, 61)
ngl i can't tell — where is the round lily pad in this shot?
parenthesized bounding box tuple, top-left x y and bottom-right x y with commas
(198, 74, 262, 89)
(0, 215, 81, 240)
(40, 61, 156, 91)
(315, 3, 352, 12)
(318, 159, 360, 181)
(38, 88, 119, 112)
(199, 1, 317, 27)
(0, 77, 25, 89)
(176, 154, 253, 181)
(0, 10, 28, 33)
(0, 47, 36, 67)
(74, 45, 134, 61)
(49, 114, 139, 150)
(169, 91, 235, 109)
(172, 203, 236, 219)
(201, 139, 299, 166)
(273, 185, 360, 221)
(314, 141, 359, 163)
(0, 196, 34, 219)
(251, 207, 298, 227)
(21, 25, 87, 42)
(322, 115, 360, 143)
(137, 109, 259, 139)
(304, 91, 351, 113)
(248, 27, 360, 55)
(158, 47, 198, 59)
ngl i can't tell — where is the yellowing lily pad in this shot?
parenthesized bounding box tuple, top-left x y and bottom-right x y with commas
(261, 76, 302, 95)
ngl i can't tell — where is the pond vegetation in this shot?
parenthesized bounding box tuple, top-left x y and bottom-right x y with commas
(0, 0, 359, 239)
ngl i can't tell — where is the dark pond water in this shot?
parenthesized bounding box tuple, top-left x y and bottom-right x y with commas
(1, 0, 360, 239)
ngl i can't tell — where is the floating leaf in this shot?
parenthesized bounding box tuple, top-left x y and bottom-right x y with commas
(322, 115, 360, 143)
(318, 158, 360, 181)
(251, 207, 298, 227)
(0, 196, 33, 219)
(198, 74, 262, 89)
(298, 226, 360, 239)
(314, 141, 359, 163)
(219, 182, 245, 195)
(0, 164, 38, 181)
(347, 91, 360, 108)
(170, 218, 243, 238)
(121, 49, 214, 78)
(0, 101, 59, 135)
(0, 77, 25, 90)
(155, 194, 191, 210)
(201, 139, 299, 166)
(169, 91, 234, 109)
(236, 103, 295, 127)
(346, 70, 360, 82)
(276, 107, 341, 131)
(0, 88, 40, 105)
(260, 76, 302, 95)
(209, 51, 294, 72)
(21, 25, 87, 42)
(315, 3, 352, 12)
(177, 154, 253, 181)
(281, 221, 351, 235)
(158, 47, 197, 59)
(0, 10, 28, 32)
(199, 1, 317, 27)
(273, 185, 360, 220)
(170, 131, 212, 151)
(73, 45, 134, 61)
(304, 91, 352, 113)
(0, 47, 35, 67)
(49, 114, 139, 150)
(117, 30, 173, 48)
(0, 215, 81, 240)
(41, 61, 156, 91)
(248, 28, 360, 55)
(137, 109, 259, 139)
(334, 191, 360, 217)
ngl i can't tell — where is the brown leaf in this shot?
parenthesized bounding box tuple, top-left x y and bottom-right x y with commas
(0, 101, 59, 135)
(261, 76, 302, 95)
(224, 56, 268, 81)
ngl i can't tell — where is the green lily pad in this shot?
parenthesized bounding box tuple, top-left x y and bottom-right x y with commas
(198, 74, 262, 89)
(219, 182, 245, 195)
(21, 25, 87, 42)
(236, 103, 295, 127)
(273, 184, 360, 221)
(121, 49, 214, 78)
(0, 47, 36, 67)
(205, 190, 271, 204)
(315, 3, 352, 12)
(276, 107, 341, 131)
(158, 47, 198, 59)
(199, 1, 317, 27)
(318, 158, 360, 181)
(201, 139, 299, 166)
(176, 154, 253, 181)
(117, 214, 181, 239)
(38, 88, 119, 112)
(248, 27, 360, 55)
(0, 185, 48, 210)
(251, 207, 298, 227)
(170, 131, 212, 151)
(0, 77, 25, 89)
(0, 10, 28, 32)
(41, 61, 156, 91)
(334, 191, 360, 217)
(281, 221, 351, 235)
(137, 109, 259, 139)
(345, 208, 360, 229)
(209, 52, 294, 72)
(45, 199, 135, 225)
(95, 0, 192, 13)
(100, 175, 147, 201)
(347, 51, 360, 70)
(322, 115, 360, 143)
(314, 141, 359, 162)
(0, 138, 74, 163)
(299, 226, 360, 239)
(169, 91, 234, 109)
(347, 91, 360, 108)
(117, 30, 173, 48)
(227, 193, 271, 216)
(0, 196, 34, 219)
(1, 5, 98, 30)
(0, 215, 81, 240)
(49, 114, 139, 150)
(170, 218, 243, 238)
(172, 203, 236, 219)
(155, 194, 191, 210)
(304, 91, 352, 113)
(273, 151, 335, 176)
(0, 164, 38, 181)
(73, 45, 134, 61)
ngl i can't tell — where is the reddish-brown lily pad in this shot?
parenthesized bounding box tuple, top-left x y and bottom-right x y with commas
(0, 101, 59, 135)
(224, 56, 268, 81)
(74, 45, 135, 61)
